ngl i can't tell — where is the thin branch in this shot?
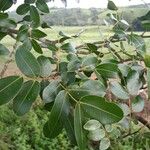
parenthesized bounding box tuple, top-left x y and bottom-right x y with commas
(0, 43, 18, 78)
(0, 58, 13, 78)
(8, 28, 150, 47)
(135, 114, 150, 129)
(122, 127, 142, 138)
(105, 44, 123, 61)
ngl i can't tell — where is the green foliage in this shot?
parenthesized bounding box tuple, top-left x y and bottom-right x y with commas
(0, 1, 150, 150)
(30, 6, 40, 28)
(0, 0, 13, 11)
(16, 4, 30, 15)
(37, 56, 52, 77)
(31, 39, 43, 54)
(13, 81, 40, 116)
(0, 104, 149, 150)
(110, 81, 129, 100)
(15, 47, 41, 77)
(80, 96, 123, 124)
(0, 76, 23, 105)
(107, 0, 118, 11)
(43, 91, 70, 138)
(36, 0, 50, 13)
(0, 104, 77, 150)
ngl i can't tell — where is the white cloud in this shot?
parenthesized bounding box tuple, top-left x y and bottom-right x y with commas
(9, 0, 150, 11)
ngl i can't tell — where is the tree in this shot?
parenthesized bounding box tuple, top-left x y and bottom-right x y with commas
(89, 8, 99, 24)
(0, 0, 150, 149)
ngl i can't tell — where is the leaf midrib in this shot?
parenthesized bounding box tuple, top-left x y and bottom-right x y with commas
(16, 81, 35, 113)
(80, 102, 121, 120)
(19, 50, 36, 77)
(49, 92, 67, 136)
(0, 77, 21, 93)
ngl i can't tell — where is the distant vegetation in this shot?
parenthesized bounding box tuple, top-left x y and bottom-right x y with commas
(9, 4, 149, 30)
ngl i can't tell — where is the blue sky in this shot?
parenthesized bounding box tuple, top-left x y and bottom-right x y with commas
(9, 0, 150, 11)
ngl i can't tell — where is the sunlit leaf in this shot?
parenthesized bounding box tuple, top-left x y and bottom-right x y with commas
(99, 138, 110, 150)
(42, 80, 61, 103)
(37, 56, 52, 77)
(132, 95, 144, 112)
(69, 80, 106, 100)
(127, 70, 142, 96)
(80, 95, 123, 124)
(96, 63, 119, 78)
(110, 81, 129, 100)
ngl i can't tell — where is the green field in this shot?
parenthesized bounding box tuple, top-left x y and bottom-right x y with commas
(1, 25, 149, 47)
(0, 26, 150, 150)
(0, 25, 150, 75)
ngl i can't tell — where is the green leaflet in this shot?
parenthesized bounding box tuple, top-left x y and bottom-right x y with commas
(69, 80, 106, 100)
(81, 54, 98, 70)
(0, 76, 23, 105)
(80, 95, 123, 124)
(74, 103, 86, 150)
(110, 81, 129, 100)
(63, 113, 77, 145)
(31, 39, 43, 54)
(36, 0, 49, 13)
(31, 29, 47, 39)
(96, 63, 119, 78)
(132, 95, 145, 112)
(16, 4, 30, 15)
(127, 70, 142, 96)
(37, 56, 52, 77)
(43, 91, 70, 138)
(128, 34, 146, 54)
(107, 0, 118, 11)
(0, 18, 17, 29)
(0, 13, 8, 20)
(99, 137, 111, 150)
(13, 80, 40, 116)
(0, 0, 13, 11)
(30, 5, 40, 28)
(61, 43, 76, 53)
(24, 0, 35, 4)
(42, 80, 61, 103)
(15, 47, 41, 77)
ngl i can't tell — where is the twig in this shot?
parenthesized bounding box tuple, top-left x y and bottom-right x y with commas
(106, 45, 123, 61)
(0, 58, 13, 78)
(122, 127, 142, 138)
(8, 28, 150, 47)
(0, 43, 18, 78)
(135, 114, 150, 129)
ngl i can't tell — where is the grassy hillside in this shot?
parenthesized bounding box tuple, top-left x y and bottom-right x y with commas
(9, 4, 149, 26)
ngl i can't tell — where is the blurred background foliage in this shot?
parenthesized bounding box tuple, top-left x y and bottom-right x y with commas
(0, 102, 150, 150)
(9, 4, 150, 29)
